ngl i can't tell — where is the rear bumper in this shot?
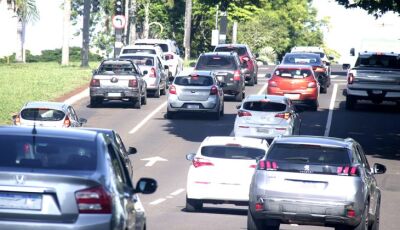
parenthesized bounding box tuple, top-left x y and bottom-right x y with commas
(167, 96, 219, 113)
(187, 181, 249, 203)
(267, 88, 318, 101)
(347, 87, 400, 101)
(234, 125, 292, 139)
(90, 87, 140, 99)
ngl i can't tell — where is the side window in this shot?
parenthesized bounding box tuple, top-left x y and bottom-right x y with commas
(356, 144, 371, 171)
(157, 57, 163, 70)
(351, 146, 362, 165)
(115, 133, 128, 155)
(107, 142, 134, 188)
(68, 107, 78, 121)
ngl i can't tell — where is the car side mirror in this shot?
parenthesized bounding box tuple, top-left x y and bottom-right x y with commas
(265, 73, 271, 78)
(143, 70, 148, 75)
(135, 178, 157, 194)
(186, 153, 195, 161)
(342, 64, 351, 70)
(328, 55, 334, 61)
(164, 65, 169, 69)
(236, 104, 241, 109)
(78, 118, 87, 124)
(373, 163, 386, 174)
(128, 147, 137, 155)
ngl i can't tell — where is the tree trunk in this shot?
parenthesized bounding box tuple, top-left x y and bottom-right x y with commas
(15, 18, 26, 63)
(61, 0, 71, 66)
(183, 0, 192, 61)
(128, 0, 137, 44)
(81, 0, 90, 67)
(143, 1, 150, 39)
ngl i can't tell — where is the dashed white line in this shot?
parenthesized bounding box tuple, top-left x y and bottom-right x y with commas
(149, 198, 166, 205)
(170, 188, 185, 196)
(129, 101, 167, 134)
(257, 83, 269, 95)
(324, 83, 338, 137)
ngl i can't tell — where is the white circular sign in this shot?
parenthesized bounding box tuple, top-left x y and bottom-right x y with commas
(112, 15, 126, 29)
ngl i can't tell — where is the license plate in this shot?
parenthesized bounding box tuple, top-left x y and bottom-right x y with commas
(284, 94, 300, 100)
(187, 104, 199, 109)
(108, 92, 121, 97)
(257, 127, 270, 133)
(0, 193, 42, 210)
(372, 90, 383, 94)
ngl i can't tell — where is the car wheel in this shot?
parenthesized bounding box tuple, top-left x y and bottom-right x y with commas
(154, 87, 161, 98)
(185, 196, 202, 212)
(235, 91, 243, 102)
(141, 90, 147, 105)
(161, 82, 167, 95)
(370, 199, 380, 230)
(248, 76, 255, 86)
(220, 104, 224, 116)
(346, 96, 356, 110)
(166, 110, 174, 119)
(212, 110, 220, 120)
(133, 98, 141, 109)
(247, 210, 267, 230)
(90, 97, 101, 108)
(320, 85, 328, 94)
(310, 100, 319, 111)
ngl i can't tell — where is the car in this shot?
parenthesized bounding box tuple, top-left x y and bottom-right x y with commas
(134, 39, 184, 79)
(194, 52, 246, 101)
(234, 94, 301, 141)
(167, 70, 225, 120)
(291, 46, 334, 77)
(214, 43, 259, 86)
(248, 135, 386, 230)
(0, 125, 157, 229)
(12, 101, 87, 128)
(90, 59, 147, 109)
(119, 53, 168, 98)
(267, 64, 319, 110)
(282, 52, 330, 93)
(185, 136, 269, 212)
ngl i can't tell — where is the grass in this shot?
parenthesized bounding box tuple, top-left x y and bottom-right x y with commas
(0, 62, 97, 125)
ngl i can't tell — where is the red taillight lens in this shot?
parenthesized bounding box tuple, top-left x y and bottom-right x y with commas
(75, 186, 112, 214)
(63, 116, 71, 127)
(307, 81, 317, 88)
(90, 79, 100, 87)
(210, 85, 218, 95)
(150, 68, 156, 78)
(15, 115, 21, 125)
(238, 110, 252, 117)
(255, 202, 263, 211)
(346, 209, 356, 218)
(165, 54, 174, 60)
(169, 85, 176, 94)
(129, 79, 138, 87)
(337, 166, 358, 176)
(233, 70, 241, 81)
(268, 80, 277, 87)
(348, 73, 355, 84)
(193, 158, 214, 168)
(275, 112, 290, 120)
(258, 160, 278, 170)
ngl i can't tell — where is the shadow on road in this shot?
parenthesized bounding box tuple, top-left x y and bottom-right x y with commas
(181, 207, 247, 216)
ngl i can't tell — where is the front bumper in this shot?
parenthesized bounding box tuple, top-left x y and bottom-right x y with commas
(90, 87, 140, 99)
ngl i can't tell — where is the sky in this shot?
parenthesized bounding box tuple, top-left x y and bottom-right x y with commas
(1, 0, 400, 60)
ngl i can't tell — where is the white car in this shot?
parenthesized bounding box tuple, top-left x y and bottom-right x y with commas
(185, 136, 269, 212)
(234, 95, 301, 140)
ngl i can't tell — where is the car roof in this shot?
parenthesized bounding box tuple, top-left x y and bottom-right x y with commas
(273, 135, 352, 149)
(102, 59, 134, 64)
(23, 101, 70, 111)
(359, 51, 400, 56)
(119, 53, 157, 58)
(291, 46, 324, 53)
(0, 125, 99, 141)
(244, 94, 289, 104)
(275, 64, 314, 69)
(78, 127, 115, 136)
(122, 44, 159, 49)
(135, 39, 174, 45)
(201, 52, 237, 57)
(285, 52, 321, 58)
(201, 136, 269, 149)
(177, 70, 214, 77)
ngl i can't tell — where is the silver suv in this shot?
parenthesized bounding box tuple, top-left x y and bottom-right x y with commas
(248, 136, 386, 230)
(167, 70, 225, 120)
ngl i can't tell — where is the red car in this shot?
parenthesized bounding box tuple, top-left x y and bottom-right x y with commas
(267, 65, 319, 111)
(214, 44, 259, 86)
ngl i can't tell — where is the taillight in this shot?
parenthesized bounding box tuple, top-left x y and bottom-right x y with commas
(258, 160, 278, 170)
(238, 110, 252, 117)
(275, 112, 290, 120)
(348, 73, 355, 84)
(150, 68, 156, 78)
(307, 81, 317, 88)
(75, 186, 112, 214)
(345, 205, 356, 218)
(233, 70, 241, 81)
(337, 166, 358, 176)
(169, 85, 176, 94)
(90, 79, 100, 87)
(15, 115, 21, 125)
(193, 158, 214, 168)
(210, 85, 218, 95)
(313, 66, 325, 72)
(268, 80, 277, 87)
(129, 79, 138, 87)
(63, 116, 71, 127)
(165, 54, 174, 60)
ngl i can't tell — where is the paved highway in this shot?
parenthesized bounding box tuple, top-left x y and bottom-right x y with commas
(72, 65, 400, 229)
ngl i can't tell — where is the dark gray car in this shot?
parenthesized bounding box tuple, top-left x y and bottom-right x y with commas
(0, 126, 156, 230)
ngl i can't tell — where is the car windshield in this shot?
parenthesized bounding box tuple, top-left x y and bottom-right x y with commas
(355, 54, 400, 69)
(0, 135, 97, 171)
(174, 75, 213, 86)
(214, 46, 247, 56)
(274, 68, 312, 78)
(98, 63, 138, 75)
(195, 56, 237, 70)
(243, 101, 287, 112)
(122, 49, 156, 55)
(201, 145, 265, 160)
(21, 108, 65, 121)
(283, 55, 321, 65)
(121, 56, 154, 66)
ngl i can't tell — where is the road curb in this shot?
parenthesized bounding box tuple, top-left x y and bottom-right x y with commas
(64, 88, 89, 105)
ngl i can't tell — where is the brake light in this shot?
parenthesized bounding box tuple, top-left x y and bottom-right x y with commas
(348, 73, 355, 84)
(169, 85, 176, 94)
(238, 110, 252, 117)
(165, 54, 174, 60)
(268, 80, 277, 87)
(313, 66, 325, 72)
(15, 115, 21, 125)
(193, 158, 214, 168)
(242, 57, 250, 62)
(210, 85, 218, 95)
(258, 160, 278, 170)
(150, 68, 156, 78)
(90, 79, 100, 87)
(346, 209, 356, 218)
(255, 202, 263, 211)
(337, 166, 358, 176)
(129, 79, 138, 87)
(275, 112, 290, 120)
(233, 70, 241, 81)
(63, 116, 71, 127)
(75, 186, 112, 214)
(307, 81, 317, 88)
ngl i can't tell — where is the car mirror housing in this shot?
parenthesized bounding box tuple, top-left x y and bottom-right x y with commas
(128, 147, 137, 155)
(265, 73, 272, 78)
(78, 118, 87, 124)
(186, 153, 196, 161)
(135, 178, 157, 194)
(373, 163, 386, 174)
(92, 69, 97, 75)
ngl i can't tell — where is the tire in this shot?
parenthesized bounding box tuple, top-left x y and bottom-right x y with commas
(320, 85, 328, 94)
(235, 91, 243, 102)
(166, 110, 174, 119)
(346, 96, 357, 110)
(248, 76, 255, 86)
(310, 100, 319, 111)
(154, 87, 161, 98)
(185, 197, 203, 212)
(133, 98, 141, 109)
(254, 73, 258, 85)
(213, 110, 220, 120)
(90, 97, 101, 108)
(247, 210, 266, 230)
(141, 90, 147, 105)
(370, 200, 380, 230)
(220, 104, 224, 116)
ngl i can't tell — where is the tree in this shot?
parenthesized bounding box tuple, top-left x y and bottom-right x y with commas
(334, 0, 400, 17)
(62, 0, 71, 66)
(183, 0, 192, 61)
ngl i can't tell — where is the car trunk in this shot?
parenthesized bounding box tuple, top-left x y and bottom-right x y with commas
(96, 74, 135, 88)
(242, 110, 287, 126)
(176, 86, 211, 101)
(275, 76, 310, 91)
(353, 68, 400, 85)
(214, 70, 236, 84)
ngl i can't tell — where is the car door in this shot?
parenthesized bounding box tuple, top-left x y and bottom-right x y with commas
(157, 56, 166, 88)
(67, 106, 79, 127)
(114, 132, 134, 178)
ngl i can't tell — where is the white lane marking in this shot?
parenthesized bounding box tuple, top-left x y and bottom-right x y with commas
(129, 101, 167, 134)
(324, 83, 338, 137)
(257, 83, 269, 95)
(332, 79, 347, 82)
(64, 88, 89, 105)
(170, 188, 185, 196)
(141, 156, 168, 167)
(149, 198, 166, 205)
(166, 196, 174, 199)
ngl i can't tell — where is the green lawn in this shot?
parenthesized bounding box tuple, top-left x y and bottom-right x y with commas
(0, 62, 97, 125)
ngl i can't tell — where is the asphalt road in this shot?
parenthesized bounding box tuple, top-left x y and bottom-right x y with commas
(72, 65, 400, 230)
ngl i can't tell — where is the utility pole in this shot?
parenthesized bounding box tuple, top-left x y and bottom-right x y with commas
(81, 0, 90, 67)
(62, 0, 71, 66)
(232, 21, 237, 44)
(183, 0, 192, 61)
(128, 0, 137, 44)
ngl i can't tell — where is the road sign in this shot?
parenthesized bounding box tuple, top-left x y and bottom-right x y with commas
(112, 15, 126, 29)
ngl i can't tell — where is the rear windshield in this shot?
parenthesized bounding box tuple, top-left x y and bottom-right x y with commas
(0, 135, 97, 171)
(98, 63, 139, 75)
(283, 55, 321, 65)
(267, 143, 350, 165)
(135, 43, 169, 52)
(355, 54, 400, 69)
(243, 101, 286, 112)
(121, 56, 154, 66)
(274, 68, 312, 79)
(214, 47, 247, 56)
(174, 75, 214, 86)
(21, 108, 65, 121)
(122, 49, 156, 55)
(201, 146, 265, 160)
(195, 55, 237, 70)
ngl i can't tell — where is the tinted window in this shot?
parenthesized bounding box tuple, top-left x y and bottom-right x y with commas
(174, 75, 213, 86)
(0, 135, 97, 170)
(135, 43, 169, 52)
(214, 46, 247, 56)
(267, 143, 350, 165)
(195, 55, 237, 70)
(283, 55, 321, 65)
(122, 49, 156, 55)
(21, 108, 65, 121)
(243, 101, 286, 112)
(274, 68, 312, 79)
(201, 146, 265, 160)
(98, 63, 138, 75)
(121, 56, 154, 66)
(355, 54, 400, 69)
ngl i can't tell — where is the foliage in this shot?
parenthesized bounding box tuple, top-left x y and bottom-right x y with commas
(334, 0, 400, 17)
(9, 0, 39, 22)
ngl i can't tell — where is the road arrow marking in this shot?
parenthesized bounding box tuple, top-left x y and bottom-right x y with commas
(141, 156, 168, 167)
